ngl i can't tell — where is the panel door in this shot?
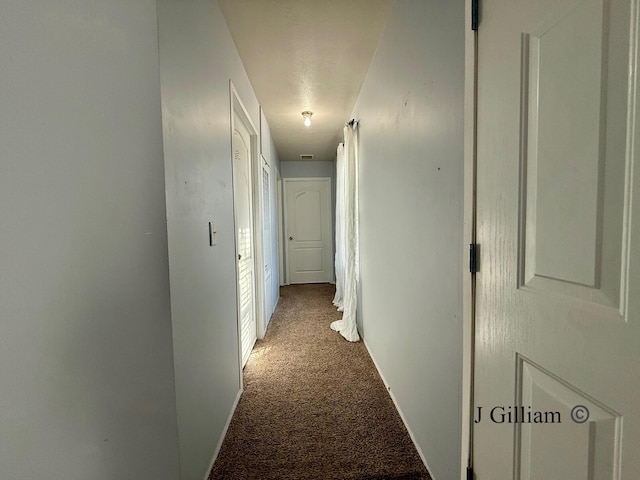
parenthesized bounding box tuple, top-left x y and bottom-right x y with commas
(285, 179, 333, 284)
(232, 112, 257, 368)
(474, 0, 640, 478)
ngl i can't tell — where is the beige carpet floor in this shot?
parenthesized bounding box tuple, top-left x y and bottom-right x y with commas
(208, 283, 431, 480)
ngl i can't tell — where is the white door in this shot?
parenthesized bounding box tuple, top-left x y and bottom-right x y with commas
(473, 0, 640, 478)
(232, 110, 257, 368)
(261, 155, 272, 317)
(284, 178, 333, 284)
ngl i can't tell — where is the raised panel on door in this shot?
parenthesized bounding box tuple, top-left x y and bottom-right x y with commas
(473, 0, 639, 478)
(294, 190, 323, 241)
(520, 0, 631, 311)
(515, 356, 620, 480)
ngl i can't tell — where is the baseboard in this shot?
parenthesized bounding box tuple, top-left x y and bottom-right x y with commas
(202, 387, 243, 480)
(362, 338, 436, 480)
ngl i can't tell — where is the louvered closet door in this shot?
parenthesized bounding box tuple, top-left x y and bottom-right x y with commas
(261, 156, 272, 317)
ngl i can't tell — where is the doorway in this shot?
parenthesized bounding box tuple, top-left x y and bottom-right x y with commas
(283, 178, 334, 284)
(230, 84, 261, 369)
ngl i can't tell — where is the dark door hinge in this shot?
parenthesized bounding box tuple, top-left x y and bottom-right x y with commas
(472, 0, 479, 31)
(467, 466, 475, 480)
(469, 243, 479, 274)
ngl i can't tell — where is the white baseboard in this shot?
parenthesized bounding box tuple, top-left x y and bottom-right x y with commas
(362, 338, 435, 480)
(202, 387, 243, 480)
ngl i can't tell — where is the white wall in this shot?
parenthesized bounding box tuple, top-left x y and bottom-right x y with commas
(0, 2, 180, 479)
(156, 2, 280, 479)
(351, 1, 465, 479)
(280, 159, 336, 179)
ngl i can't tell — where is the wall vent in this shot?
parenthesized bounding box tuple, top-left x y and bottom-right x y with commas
(300, 154, 314, 160)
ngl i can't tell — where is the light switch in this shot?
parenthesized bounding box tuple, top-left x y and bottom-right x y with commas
(209, 222, 217, 246)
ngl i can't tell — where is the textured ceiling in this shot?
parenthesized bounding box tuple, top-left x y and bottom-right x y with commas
(218, 0, 395, 162)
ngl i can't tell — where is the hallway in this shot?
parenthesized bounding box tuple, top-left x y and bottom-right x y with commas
(1, 2, 465, 479)
(208, 284, 430, 480)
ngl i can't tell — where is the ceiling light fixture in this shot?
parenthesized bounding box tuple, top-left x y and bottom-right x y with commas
(302, 111, 313, 127)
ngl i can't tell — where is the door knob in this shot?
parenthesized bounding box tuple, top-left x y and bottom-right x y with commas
(289, 236, 294, 240)
(238, 254, 242, 260)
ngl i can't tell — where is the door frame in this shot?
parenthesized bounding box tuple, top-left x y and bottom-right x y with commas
(461, 1, 477, 478)
(229, 82, 265, 384)
(283, 177, 334, 285)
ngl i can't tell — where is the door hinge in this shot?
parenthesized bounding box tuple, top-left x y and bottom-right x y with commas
(471, 0, 479, 31)
(469, 243, 479, 274)
(467, 466, 475, 480)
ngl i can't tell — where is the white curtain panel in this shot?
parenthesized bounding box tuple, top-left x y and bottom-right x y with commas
(333, 142, 345, 311)
(330, 122, 360, 342)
